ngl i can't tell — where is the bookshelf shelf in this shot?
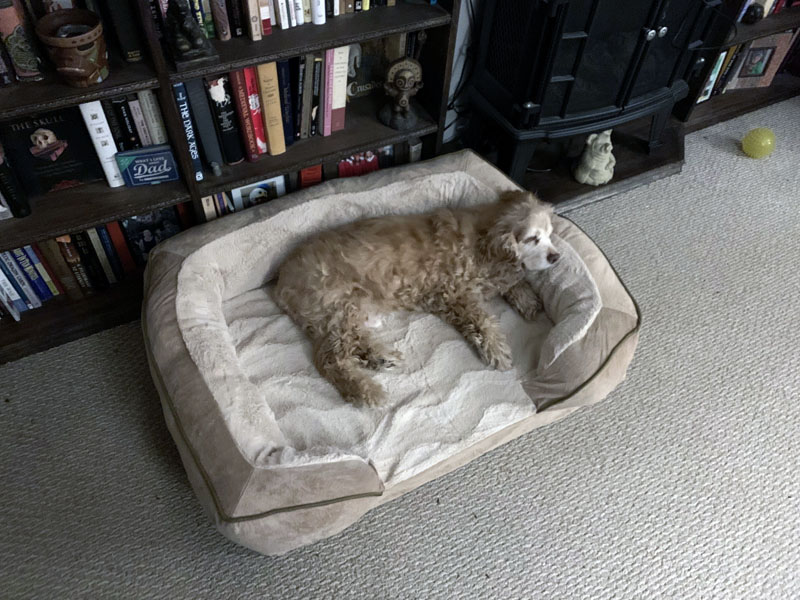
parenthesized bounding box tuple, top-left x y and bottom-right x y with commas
(168, 4, 451, 82)
(0, 179, 190, 253)
(198, 96, 438, 196)
(0, 57, 159, 121)
(0, 271, 143, 365)
(726, 6, 800, 47)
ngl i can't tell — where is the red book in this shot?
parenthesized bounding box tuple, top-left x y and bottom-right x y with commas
(230, 69, 260, 161)
(31, 243, 66, 295)
(244, 66, 268, 155)
(773, 0, 786, 13)
(299, 164, 323, 188)
(105, 221, 138, 274)
(259, 0, 272, 34)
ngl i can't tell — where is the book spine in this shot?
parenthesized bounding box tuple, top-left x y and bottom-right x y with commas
(387, 0, 394, 6)
(26, 244, 61, 296)
(408, 137, 422, 162)
(38, 239, 82, 299)
(345, 0, 354, 12)
(110, 97, 142, 150)
(205, 76, 245, 164)
(362, 0, 369, 9)
(310, 54, 322, 137)
(173, 82, 205, 182)
(127, 96, 153, 146)
(189, 0, 206, 32)
(201, 0, 217, 36)
(276, 59, 295, 147)
(322, 48, 334, 136)
(333, 0, 340, 16)
(230, 69, 260, 161)
(200, 195, 218, 221)
(100, 99, 127, 150)
(0, 257, 30, 310)
(310, 0, 324, 24)
(136, 90, 169, 145)
(185, 78, 225, 175)
(104, 0, 144, 62)
(86, 227, 118, 284)
(302, 0, 311, 22)
(0, 0, 43, 80)
(244, 0, 262, 40)
(228, 0, 245, 35)
(244, 66, 268, 154)
(0, 267, 26, 315)
(294, 57, 305, 139)
(293, 0, 304, 24)
(0, 251, 40, 307)
(0, 143, 31, 217)
(299, 53, 315, 139)
(79, 101, 125, 188)
(71, 232, 109, 289)
(354, 0, 362, 11)
(105, 222, 138, 274)
(330, 46, 348, 132)
(298, 164, 322, 188)
(10, 247, 52, 301)
(257, 62, 287, 155)
(277, 0, 290, 28)
(287, 0, 297, 25)
(56, 236, 93, 293)
(325, 0, 333, 16)
(94, 226, 124, 282)
(258, 0, 272, 34)
(210, 0, 232, 40)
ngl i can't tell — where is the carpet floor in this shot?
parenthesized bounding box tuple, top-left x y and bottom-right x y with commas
(2, 98, 799, 599)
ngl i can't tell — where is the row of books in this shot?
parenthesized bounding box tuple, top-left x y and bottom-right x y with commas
(0, 1, 143, 86)
(0, 90, 174, 218)
(0, 203, 193, 321)
(201, 138, 420, 219)
(737, 0, 800, 22)
(152, 0, 399, 46)
(697, 29, 800, 103)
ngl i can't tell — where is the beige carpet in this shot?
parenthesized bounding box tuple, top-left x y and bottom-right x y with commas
(2, 98, 799, 599)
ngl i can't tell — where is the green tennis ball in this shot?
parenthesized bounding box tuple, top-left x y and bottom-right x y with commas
(742, 128, 775, 159)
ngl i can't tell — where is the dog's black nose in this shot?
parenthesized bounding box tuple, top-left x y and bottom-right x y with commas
(547, 252, 560, 264)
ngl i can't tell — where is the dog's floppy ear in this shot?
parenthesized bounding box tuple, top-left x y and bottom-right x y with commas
(498, 189, 530, 205)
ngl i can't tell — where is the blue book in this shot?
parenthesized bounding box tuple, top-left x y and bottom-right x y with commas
(0, 265, 28, 314)
(96, 225, 125, 281)
(10, 247, 53, 301)
(276, 59, 295, 148)
(172, 82, 205, 182)
(115, 144, 180, 187)
(0, 252, 39, 308)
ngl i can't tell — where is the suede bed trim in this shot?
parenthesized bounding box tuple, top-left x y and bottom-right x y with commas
(143, 210, 640, 525)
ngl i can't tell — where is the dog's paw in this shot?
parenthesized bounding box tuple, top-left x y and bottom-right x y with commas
(478, 337, 513, 371)
(343, 377, 386, 406)
(358, 347, 404, 371)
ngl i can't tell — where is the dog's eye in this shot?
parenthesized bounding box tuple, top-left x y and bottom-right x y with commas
(523, 236, 540, 245)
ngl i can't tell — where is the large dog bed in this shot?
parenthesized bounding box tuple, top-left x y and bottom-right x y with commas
(142, 150, 640, 556)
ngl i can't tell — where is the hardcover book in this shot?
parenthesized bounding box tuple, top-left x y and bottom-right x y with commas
(322, 48, 335, 136)
(94, 225, 124, 281)
(38, 238, 83, 299)
(0, 107, 104, 196)
(71, 231, 109, 289)
(206, 75, 245, 164)
(347, 39, 393, 99)
(244, 0, 262, 40)
(120, 207, 182, 266)
(228, 0, 245, 35)
(276, 59, 295, 147)
(299, 53, 315, 139)
(291, 56, 303, 139)
(230, 68, 261, 160)
(104, 221, 138, 274)
(104, 0, 144, 62)
(330, 46, 349, 132)
(0, 268, 24, 318)
(256, 62, 286, 155)
(309, 53, 323, 137)
(127, 95, 153, 146)
(244, 66, 268, 154)
(298, 164, 322, 188)
(115, 145, 181, 187)
(10, 247, 52, 301)
(78, 101, 125, 188)
(210, 0, 232, 40)
(26, 244, 61, 297)
(259, 0, 272, 34)
(86, 227, 118, 285)
(136, 90, 169, 145)
(109, 97, 142, 150)
(55, 235, 93, 292)
(173, 82, 205, 182)
(186, 78, 225, 175)
(0, 253, 36, 308)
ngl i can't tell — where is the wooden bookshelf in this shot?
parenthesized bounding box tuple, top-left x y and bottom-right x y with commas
(726, 6, 800, 47)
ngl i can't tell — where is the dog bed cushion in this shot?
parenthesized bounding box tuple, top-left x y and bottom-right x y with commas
(143, 150, 639, 556)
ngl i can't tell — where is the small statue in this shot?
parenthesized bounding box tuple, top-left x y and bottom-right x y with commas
(165, 0, 215, 61)
(378, 58, 424, 130)
(573, 129, 615, 186)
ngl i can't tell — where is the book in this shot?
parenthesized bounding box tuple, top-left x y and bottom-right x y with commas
(103, 0, 144, 62)
(0, 267, 25, 317)
(333, 0, 340, 16)
(136, 90, 169, 145)
(78, 101, 125, 188)
(189, 0, 206, 34)
(256, 62, 287, 155)
(259, 0, 272, 34)
(276, 59, 295, 148)
(172, 82, 205, 182)
(302, 0, 311, 22)
(696, 51, 726, 103)
(408, 137, 422, 162)
(712, 45, 740, 96)
(55, 235, 93, 292)
(243, 0, 262, 40)
(354, 0, 362, 11)
(299, 53, 315, 139)
(347, 38, 394, 100)
(1, 251, 41, 307)
(116, 145, 180, 186)
(100, 98, 127, 151)
(127, 95, 153, 146)
(105, 221, 138, 275)
(292, 0, 304, 24)
(753, 0, 777, 17)
(200, 195, 218, 220)
(94, 226, 124, 282)
(210, 0, 232, 40)
(201, 0, 217, 36)
(37, 239, 82, 299)
(230, 69, 261, 161)
(230, 175, 286, 208)
(228, 0, 245, 35)
(85, 227, 118, 285)
(10, 247, 53, 301)
(299, 164, 322, 188)
(322, 48, 335, 136)
(362, 0, 369, 9)
(377, 144, 394, 168)
(309, 53, 323, 136)
(0, 190, 12, 219)
(727, 32, 797, 90)
(206, 75, 245, 164)
(185, 78, 225, 175)
(722, 42, 751, 93)
(110, 97, 142, 150)
(277, 0, 290, 28)
(345, 0, 354, 12)
(330, 46, 349, 132)
(71, 231, 109, 289)
(244, 67, 268, 154)
(291, 56, 304, 139)
(0, 142, 30, 217)
(310, 0, 324, 23)
(27, 244, 62, 296)
(120, 207, 182, 266)
(0, 0, 42, 80)
(325, 0, 333, 16)
(0, 107, 104, 196)
(287, 0, 298, 26)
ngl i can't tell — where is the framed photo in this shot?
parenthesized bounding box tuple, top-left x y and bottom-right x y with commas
(741, 47, 775, 77)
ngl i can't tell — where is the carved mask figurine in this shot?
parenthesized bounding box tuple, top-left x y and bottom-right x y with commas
(35, 9, 109, 87)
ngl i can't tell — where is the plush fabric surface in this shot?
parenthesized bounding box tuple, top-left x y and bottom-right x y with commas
(142, 150, 639, 555)
(526, 234, 602, 373)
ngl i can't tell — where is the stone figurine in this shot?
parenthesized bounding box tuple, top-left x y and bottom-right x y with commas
(378, 57, 424, 131)
(165, 0, 215, 61)
(573, 129, 616, 186)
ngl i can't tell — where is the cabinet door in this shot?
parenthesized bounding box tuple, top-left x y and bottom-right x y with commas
(565, 0, 661, 115)
(628, 0, 714, 101)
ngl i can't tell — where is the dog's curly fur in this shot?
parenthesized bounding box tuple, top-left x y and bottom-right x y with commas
(274, 190, 558, 404)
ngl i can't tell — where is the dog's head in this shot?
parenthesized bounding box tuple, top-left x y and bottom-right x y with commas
(486, 190, 560, 271)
